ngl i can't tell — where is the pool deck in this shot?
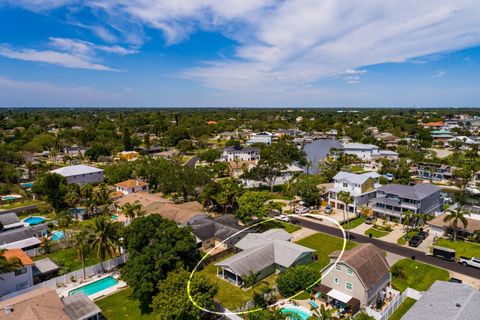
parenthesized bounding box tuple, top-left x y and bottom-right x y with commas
(58, 273, 127, 301)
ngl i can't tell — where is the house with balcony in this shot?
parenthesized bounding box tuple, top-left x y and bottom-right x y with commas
(328, 171, 381, 214)
(414, 162, 454, 182)
(370, 183, 443, 221)
(315, 244, 392, 315)
(221, 146, 260, 162)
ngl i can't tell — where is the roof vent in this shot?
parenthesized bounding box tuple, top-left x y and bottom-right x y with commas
(456, 303, 461, 308)
(4, 305, 13, 314)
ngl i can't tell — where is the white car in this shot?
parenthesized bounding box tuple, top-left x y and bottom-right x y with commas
(275, 214, 290, 222)
(295, 206, 309, 215)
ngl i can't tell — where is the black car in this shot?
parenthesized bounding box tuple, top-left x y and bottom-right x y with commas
(409, 236, 423, 247)
(417, 229, 429, 240)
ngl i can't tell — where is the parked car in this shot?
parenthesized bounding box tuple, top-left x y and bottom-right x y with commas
(459, 256, 480, 268)
(324, 204, 333, 214)
(365, 216, 376, 224)
(448, 277, 462, 283)
(275, 214, 290, 222)
(383, 173, 394, 181)
(408, 236, 423, 247)
(432, 246, 456, 261)
(417, 229, 429, 240)
(295, 206, 309, 215)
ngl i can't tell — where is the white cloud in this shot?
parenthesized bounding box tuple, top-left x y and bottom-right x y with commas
(7, 0, 480, 93)
(0, 38, 136, 71)
(431, 70, 447, 78)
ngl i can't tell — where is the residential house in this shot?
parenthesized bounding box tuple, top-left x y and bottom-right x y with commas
(428, 209, 480, 238)
(50, 165, 104, 185)
(472, 171, 480, 187)
(117, 151, 138, 161)
(0, 249, 35, 296)
(190, 215, 246, 252)
(115, 192, 172, 209)
(0, 225, 48, 251)
(423, 121, 446, 130)
(241, 164, 303, 188)
(414, 162, 454, 181)
(246, 132, 273, 145)
(316, 244, 391, 313)
(115, 179, 149, 195)
(0, 287, 101, 320)
(326, 129, 338, 137)
(402, 281, 480, 320)
(430, 130, 454, 143)
(221, 146, 260, 162)
(447, 136, 480, 149)
(370, 183, 443, 221)
(215, 229, 315, 286)
(328, 172, 381, 214)
(63, 146, 86, 157)
(342, 143, 398, 160)
(227, 160, 257, 178)
(143, 201, 207, 226)
(0, 213, 24, 232)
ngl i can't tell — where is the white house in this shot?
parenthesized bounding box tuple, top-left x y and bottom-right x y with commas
(0, 249, 34, 296)
(50, 164, 104, 185)
(241, 164, 304, 188)
(115, 179, 149, 195)
(328, 171, 381, 213)
(246, 132, 273, 145)
(221, 146, 260, 162)
(342, 143, 398, 160)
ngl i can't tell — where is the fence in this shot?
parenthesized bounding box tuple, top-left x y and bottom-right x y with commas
(366, 287, 422, 320)
(0, 254, 128, 301)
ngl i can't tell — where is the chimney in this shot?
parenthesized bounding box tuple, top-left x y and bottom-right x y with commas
(4, 305, 13, 314)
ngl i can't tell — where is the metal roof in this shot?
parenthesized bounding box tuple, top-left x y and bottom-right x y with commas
(50, 164, 103, 177)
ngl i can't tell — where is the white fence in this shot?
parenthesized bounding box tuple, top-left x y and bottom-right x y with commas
(0, 254, 128, 301)
(366, 287, 422, 320)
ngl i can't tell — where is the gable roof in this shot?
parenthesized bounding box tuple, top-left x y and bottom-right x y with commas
(0, 213, 20, 227)
(333, 171, 380, 185)
(342, 143, 379, 150)
(2, 248, 34, 266)
(50, 164, 103, 177)
(190, 215, 243, 242)
(115, 179, 148, 189)
(144, 201, 206, 225)
(0, 228, 40, 250)
(327, 244, 389, 290)
(378, 183, 441, 200)
(402, 281, 480, 320)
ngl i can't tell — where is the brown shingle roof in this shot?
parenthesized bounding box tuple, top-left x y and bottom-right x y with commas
(143, 201, 206, 224)
(115, 192, 172, 208)
(328, 244, 389, 290)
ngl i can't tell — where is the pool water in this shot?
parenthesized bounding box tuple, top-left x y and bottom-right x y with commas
(281, 306, 312, 320)
(111, 214, 118, 220)
(24, 216, 46, 225)
(2, 196, 17, 201)
(68, 276, 118, 296)
(21, 182, 34, 188)
(51, 231, 65, 241)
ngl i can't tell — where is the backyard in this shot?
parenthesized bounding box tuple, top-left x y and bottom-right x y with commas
(33, 247, 101, 273)
(435, 238, 480, 258)
(295, 232, 357, 272)
(96, 288, 156, 320)
(0, 199, 42, 209)
(391, 259, 449, 292)
(388, 297, 416, 320)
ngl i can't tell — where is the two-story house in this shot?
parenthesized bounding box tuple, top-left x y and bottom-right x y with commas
(370, 183, 443, 221)
(246, 132, 273, 145)
(221, 146, 260, 162)
(415, 162, 454, 181)
(316, 244, 391, 314)
(0, 249, 35, 296)
(114, 179, 149, 195)
(50, 164, 104, 185)
(342, 143, 398, 160)
(328, 172, 381, 214)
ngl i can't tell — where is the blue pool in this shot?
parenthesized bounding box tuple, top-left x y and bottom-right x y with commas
(23, 216, 46, 226)
(111, 214, 118, 220)
(2, 196, 17, 201)
(51, 231, 64, 241)
(68, 276, 118, 296)
(281, 305, 312, 320)
(21, 182, 34, 188)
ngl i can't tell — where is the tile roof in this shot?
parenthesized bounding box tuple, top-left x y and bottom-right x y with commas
(2, 248, 34, 266)
(114, 179, 148, 189)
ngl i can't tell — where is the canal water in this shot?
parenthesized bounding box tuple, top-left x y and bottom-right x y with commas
(302, 139, 342, 174)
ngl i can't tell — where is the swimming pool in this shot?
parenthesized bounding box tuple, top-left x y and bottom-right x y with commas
(23, 216, 46, 226)
(2, 195, 21, 201)
(280, 305, 312, 320)
(68, 276, 118, 297)
(111, 214, 118, 220)
(51, 231, 65, 241)
(21, 182, 34, 188)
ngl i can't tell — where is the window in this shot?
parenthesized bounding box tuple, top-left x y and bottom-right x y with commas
(335, 265, 342, 271)
(346, 268, 353, 276)
(16, 281, 29, 290)
(334, 277, 339, 285)
(15, 267, 27, 276)
(342, 182, 348, 188)
(346, 282, 353, 291)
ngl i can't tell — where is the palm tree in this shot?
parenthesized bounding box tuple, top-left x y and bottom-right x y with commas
(444, 207, 470, 241)
(0, 249, 23, 280)
(318, 304, 337, 320)
(338, 191, 354, 241)
(359, 206, 370, 218)
(73, 229, 93, 278)
(89, 216, 119, 272)
(121, 201, 144, 222)
(94, 184, 112, 207)
(401, 210, 414, 233)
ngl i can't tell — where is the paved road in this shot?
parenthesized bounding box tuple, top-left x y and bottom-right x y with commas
(293, 216, 480, 279)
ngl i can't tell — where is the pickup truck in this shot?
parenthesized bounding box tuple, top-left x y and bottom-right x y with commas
(458, 256, 480, 268)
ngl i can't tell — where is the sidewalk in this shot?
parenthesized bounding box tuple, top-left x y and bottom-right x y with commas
(291, 226, 318, 242)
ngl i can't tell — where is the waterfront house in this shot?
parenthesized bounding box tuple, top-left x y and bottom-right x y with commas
(246, 132, 273, 145)
(342, 143, 398, 160)
(221, 146, 260, 162)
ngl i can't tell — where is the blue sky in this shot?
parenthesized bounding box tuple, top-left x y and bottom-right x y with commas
(1, 1, 480, 107)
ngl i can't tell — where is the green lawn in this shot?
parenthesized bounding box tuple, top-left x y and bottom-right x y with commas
(295, 232, 356, 272)
(256, 220, 301, 234)
(0, 199, 42, 209)
(397, 230, 419, 245)
(391, 259, 449, 292)
(198, 260, 276, 310)
(436, 238, 480, 258)
(388, 297, 416, 320)
(341, 217, 365, 230)
(96, 288, 157, 320)
(33, 247, 101, 272)
(364, 227, 390, 238)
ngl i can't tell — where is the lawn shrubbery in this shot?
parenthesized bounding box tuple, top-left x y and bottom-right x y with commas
(276, 265, 319, 297)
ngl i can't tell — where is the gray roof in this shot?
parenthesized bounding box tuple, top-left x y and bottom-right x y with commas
(378, 183, 441, 200)
(402, 281, 480, 320)
(333, 171, 380, 185)
(223, 146, 259, 153)
(62, 293, 102, 320)
(342, 143, 379, 150)
(0, 212, 20, 226)
(190, 215, 244, 242)
(0, 227, 37, 247)
(51, 164, 103, 177)
(33, 258, 60, 275)
(216, 229, 314, 277)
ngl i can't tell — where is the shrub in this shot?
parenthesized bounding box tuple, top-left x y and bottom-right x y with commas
(276, 265, 319, 297)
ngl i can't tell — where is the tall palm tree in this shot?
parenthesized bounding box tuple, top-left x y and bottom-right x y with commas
(0, 249, 23, 280)
(401, 210, 414, 233)
(338, 191, 354, 241)
(444, 207, 470, 241)
(94, 184, 112, 207)
(73, 229, 93, 278)
(359, 206, 370, 218)
(89, 216, 119, 272)
(121, 201, 144, 222)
